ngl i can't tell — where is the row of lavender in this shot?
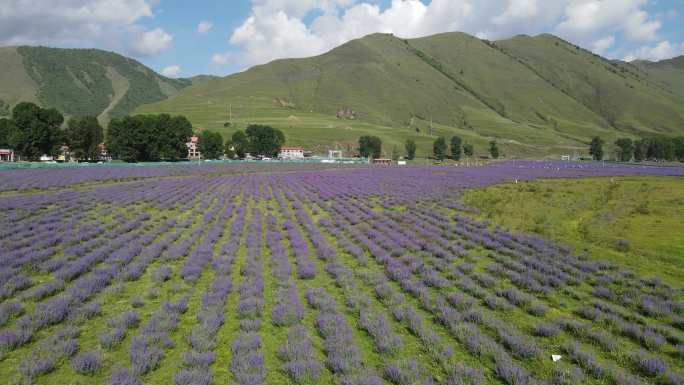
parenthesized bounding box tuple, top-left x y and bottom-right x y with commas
(0, 162, 682, 384)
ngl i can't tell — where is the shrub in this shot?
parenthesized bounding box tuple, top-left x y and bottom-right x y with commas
(71, 351, 102, 375)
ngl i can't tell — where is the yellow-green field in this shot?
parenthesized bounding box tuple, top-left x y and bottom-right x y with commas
(463, 176, 684, 284)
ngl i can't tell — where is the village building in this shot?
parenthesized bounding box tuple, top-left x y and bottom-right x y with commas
(278, 146, 305, 159)
(328, 149, 343, 159)
(187, 135, 200, 159)
(0, 149, 14, 162)
(372, 158, 392, 166)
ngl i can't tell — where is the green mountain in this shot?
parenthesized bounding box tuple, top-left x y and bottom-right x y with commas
(0, 46, 191, 122)
(136, 32, 684, 157)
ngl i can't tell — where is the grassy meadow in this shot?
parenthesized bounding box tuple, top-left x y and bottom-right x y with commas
(463, 176, 684, 285)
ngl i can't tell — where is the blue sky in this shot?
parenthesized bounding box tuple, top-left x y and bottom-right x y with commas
(1, 0, 682, 77)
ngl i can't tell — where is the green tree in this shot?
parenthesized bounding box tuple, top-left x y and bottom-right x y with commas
(404, 139, 416, 160)
(433, 137, 447, 160)
(463, 142, 474, 157)
(224, 138, 235, 159)
(358, 135, 382, 158)
(231, 130, 248, 158)
(198, 130, 224, 159)
(614, 138, 634, 162)
(0, 118, 14, 148)
(154, 114, 193, 160)
(66, 116, 103, 161)
(9, 102, 64, 160)
(106, 114, 192, 162)
(450, 136, 462, 161)
(489, 140, 499, 159)
(391, 146, 400, 161)
(589, 136, 604, 161)
(633, 139, 646, 162)
(674, 137, 684, 162)
(245, 124, 285, 157)
(644, 137, 675, 161)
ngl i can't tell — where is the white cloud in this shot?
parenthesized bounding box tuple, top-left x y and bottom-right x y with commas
(197, 20, 213, 34)
(228, 0, 667, 68)
(592, 35, 615, 55)
(0, 0, 175, 57)
(161, 65, 181, 77)
(556, 0, 660, 42)
(624, 41, 684, 62)
(130, 27, 173, 56)
(212, 52, 231, 65)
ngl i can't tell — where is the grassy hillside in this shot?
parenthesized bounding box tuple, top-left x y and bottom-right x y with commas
(495, 34, 684, 135)
(634, 56, 684, 98)
(0, 46, 191, 122)
(137, 32, 684, 157)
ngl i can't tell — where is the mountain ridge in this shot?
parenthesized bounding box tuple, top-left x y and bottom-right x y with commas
(136, 32, 684, 156)
(1, 32, 683, 157)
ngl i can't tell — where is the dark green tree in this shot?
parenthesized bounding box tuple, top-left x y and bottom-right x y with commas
(633, 139, 645, 162)
(358, 135, 382, 158)
(674, 137, 684, 162)
(644, 137, 675, 161)
(9, 102, 64, 160)
(154, 114, 193, 160)
(198, 130, 224, 159)
(404, 139, 416, 160)
(433, 137, 447, 160)
(245, 124, 285, 157)
(66, 116, 103, 161)
(0, 118, 14, 148)
(450, 136, 462, 160)
(231, 130, 249, 158)
(106, 114, 192, 162)
(614, 138, 634, 162)
(489, 140, 499, 159)
(589, 136, 604, 161)
(463, 142, 474, 157)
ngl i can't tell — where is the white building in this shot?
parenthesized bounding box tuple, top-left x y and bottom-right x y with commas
(279, 146, 304, 159)
(187, 135, 200, 159)
(0, 149, 14, 162)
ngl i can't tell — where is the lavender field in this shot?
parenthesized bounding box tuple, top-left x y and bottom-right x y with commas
(0, 162, 683, 385)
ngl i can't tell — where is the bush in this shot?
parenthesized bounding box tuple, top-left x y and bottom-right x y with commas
(71, 351, 102, 375)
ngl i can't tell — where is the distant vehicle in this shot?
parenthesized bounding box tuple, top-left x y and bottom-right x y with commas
(261, 157, 271, 161)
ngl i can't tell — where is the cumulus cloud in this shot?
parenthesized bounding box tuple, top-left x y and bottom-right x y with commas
(161, 65, 181, 77)
(624, 41, 684, 62)
(0, 0, 172, 57)
(592, 35, 615, 55)
(197, 20, 213, 34)
(556, 0, 660, 42)
(212, 52, 232, 65)
(129, 27, 173, 56)
(222, 0, 680, 68)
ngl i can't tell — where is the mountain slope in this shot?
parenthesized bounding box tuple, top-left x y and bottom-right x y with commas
(0, 46, 191, 121)
(633, 56, 684, 98)
(494, 34, 684, 135)
(136, 32, 684, 157)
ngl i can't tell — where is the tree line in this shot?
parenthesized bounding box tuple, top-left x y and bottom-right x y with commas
(0, 102, 288, 162)
(0, 102, 103, 161)
(590, 136, 684, 162)
(357, 135, 492, 161)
